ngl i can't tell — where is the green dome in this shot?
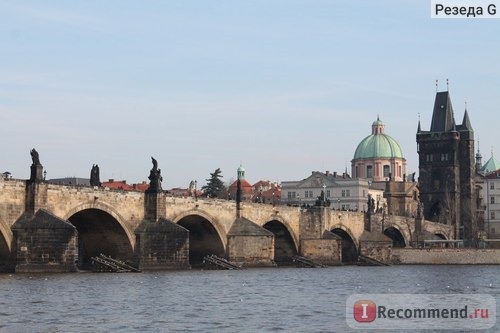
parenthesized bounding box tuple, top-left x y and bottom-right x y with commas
(354, 117, 405, 160)
(354, 134, 404, 159)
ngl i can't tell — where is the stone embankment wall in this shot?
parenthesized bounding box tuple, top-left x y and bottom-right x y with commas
(392, 248, 500, 265)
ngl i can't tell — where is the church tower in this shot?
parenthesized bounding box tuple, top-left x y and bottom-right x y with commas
(416, 91, 477, 246)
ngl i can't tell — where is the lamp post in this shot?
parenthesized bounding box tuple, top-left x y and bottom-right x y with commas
(297, 193, 301, 207)
(43, 170, 47, 181)
(272, 191, 275, 207)
(194, 180, 198, 202)
(337, 198, 340, 210)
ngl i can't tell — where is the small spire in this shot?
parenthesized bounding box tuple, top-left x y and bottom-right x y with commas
(435, 79, 438, 92)
(446, 78, 449, 91)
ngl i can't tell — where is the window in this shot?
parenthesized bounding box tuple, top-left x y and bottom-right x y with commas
(491, 183, 495, 190)
(383, 165, 390, 178)
(491, 196, 495, 204)
(305, 190, 313, 198)
(341, 190, 346, 197)
(326, 190, 331, 198)
(491, 211, 496, 220)
(355, 166, 359, 178)
(366, 165, 373, 178)
(287, 191, 296, 199)
(346, 189, 350, 197)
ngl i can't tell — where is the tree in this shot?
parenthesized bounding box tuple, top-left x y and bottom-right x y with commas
(201, 168, 227, 199)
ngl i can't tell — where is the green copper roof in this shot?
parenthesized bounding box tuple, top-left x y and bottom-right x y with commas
(353, 117, 405, 160)
(372, 116, 383, 126)
(481, 155, 500, 174)
(353, 133, 404, 160)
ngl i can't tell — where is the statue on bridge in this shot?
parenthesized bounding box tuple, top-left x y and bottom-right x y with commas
(147, 157, 163, 193)
(90, 164, 102, 187)
(29, 148, 44, 182)
(315, 190, 330, 207)
(367, 194, 375, 214)
(30, 148, 41, 166)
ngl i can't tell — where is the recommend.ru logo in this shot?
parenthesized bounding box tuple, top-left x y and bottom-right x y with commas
(346, 294, 496, 330)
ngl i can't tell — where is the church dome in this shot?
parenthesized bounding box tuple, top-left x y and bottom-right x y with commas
(354, 134, 404, 159)
(353, 117, 404, 160)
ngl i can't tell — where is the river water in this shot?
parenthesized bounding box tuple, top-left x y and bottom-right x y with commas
(0, 265, 498, 332)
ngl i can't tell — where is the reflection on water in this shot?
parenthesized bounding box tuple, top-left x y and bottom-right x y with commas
(0, 266, 498, 332)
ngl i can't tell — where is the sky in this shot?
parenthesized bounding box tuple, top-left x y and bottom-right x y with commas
(1, 1, 499, 188)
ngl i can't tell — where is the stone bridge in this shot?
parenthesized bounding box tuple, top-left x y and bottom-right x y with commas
(0, 178, 453, 272)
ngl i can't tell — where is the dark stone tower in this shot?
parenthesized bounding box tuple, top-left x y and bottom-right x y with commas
(416, 91, 477, 246)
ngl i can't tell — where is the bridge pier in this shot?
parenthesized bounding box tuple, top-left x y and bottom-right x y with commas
(11, 209, 78, 273)
(135, 191, 190, 270)
(299, 208, 342, 265)
(227, 217, 276, 267)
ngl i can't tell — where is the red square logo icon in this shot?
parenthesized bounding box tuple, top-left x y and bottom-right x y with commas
(353, 300, 377, 322)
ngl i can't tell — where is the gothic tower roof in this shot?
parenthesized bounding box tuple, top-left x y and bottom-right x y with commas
(459, 109, 473, 131)
(430, 91, 456, 132)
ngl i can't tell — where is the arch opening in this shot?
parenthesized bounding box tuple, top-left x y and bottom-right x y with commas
(435, 233, 447, 240)
(428, 201, 441, 221)
(330, 228, 358, 263)
(68, 209, 134, 270)
(177, 215, 225, 267)
(384, 227, 406, 248)
(0, 233, 9, 272)
(263, 220, 297, 266)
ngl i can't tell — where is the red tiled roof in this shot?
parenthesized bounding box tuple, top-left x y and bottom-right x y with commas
(102, 180, 133, 191)
(228, 179, 253, 195)
(132, 182, 149, 192)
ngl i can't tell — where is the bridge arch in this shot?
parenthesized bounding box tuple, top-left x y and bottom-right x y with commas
(172, 209, 227, 249)
(0, 219, 12, 252)
(63, 201, 135, 249)
(435, 233, 447, 240)
(64, 202, 135, 269)
(173, 209, 226, 267)
(383, 226, 406, 248)
(330, 225, 358, 263)
(262, 215, 299, 252)
(0, 219, 12, 272)
(263, 219, 298, 266)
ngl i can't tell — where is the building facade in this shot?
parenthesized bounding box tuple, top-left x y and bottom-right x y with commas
(281, 171, 385, 212)
(477, 154, 500, 237)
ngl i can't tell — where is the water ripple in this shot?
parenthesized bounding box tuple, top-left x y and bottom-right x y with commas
(0, 266, 499, 332)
